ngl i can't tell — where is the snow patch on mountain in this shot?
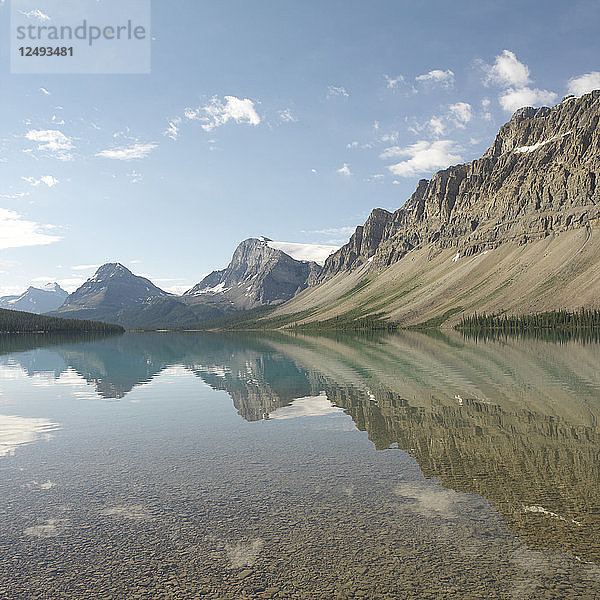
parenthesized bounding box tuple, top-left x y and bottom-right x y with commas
(266, 241, 340, 265)
(192, 281, 230, 295)
(514, 131, 571, 154)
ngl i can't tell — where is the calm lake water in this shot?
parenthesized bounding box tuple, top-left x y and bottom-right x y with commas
(1, 331, 599, 599)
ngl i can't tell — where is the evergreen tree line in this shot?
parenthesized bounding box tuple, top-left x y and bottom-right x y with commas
(0, 308, 124, 334)
(456, 308, 600, 342)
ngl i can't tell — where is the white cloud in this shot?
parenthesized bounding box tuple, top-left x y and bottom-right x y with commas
(327, 85, 349, 98)
(411, 102, 473, 138)
(40, 87, 51, 95)
(481, 98, 492, 120)
(428, 116, 446, 135)
(481, 50, 557, 113)
(365, 173, 385, 183)
(485, 50, 530, 87)
(383, 140, 463, 177)
(499, 87, 557, 112)
(303, 225, 356, 238)
(337, 163, 351, 176)
(164, 117, 181, 140)
(25, 129, 73, 159)
(0, 208, 61, 250)
(449, 102, 472, 125)
(415, 69, 454, 88)
(278, 108, 297, 123)
(567, 72, 600, 96)
(384, 74, 405, 89)
(380, 132, 399, 144)
(96, 142, 157, 160)
(19, 9, 50, 22)
(21, 175, 59, 188)
(346, 141, 359, 149)
(0, 192, 29, 199)
(185, 95, 261, 132)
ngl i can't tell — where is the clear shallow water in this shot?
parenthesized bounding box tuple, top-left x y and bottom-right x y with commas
(0, 331, 599, 599)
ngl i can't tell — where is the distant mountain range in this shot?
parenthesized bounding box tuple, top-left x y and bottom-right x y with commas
(49, 239, 338, 327)
(0, 283, 67, 314)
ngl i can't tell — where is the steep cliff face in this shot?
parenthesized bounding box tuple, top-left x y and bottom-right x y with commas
(185, 238, 321, 310)
(318, 208, 393, 277)
(269, 92, 600, 326)
(318, 91, 600, 282)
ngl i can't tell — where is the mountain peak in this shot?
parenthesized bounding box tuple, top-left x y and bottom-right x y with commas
(93, 263, 133, 280)
(0, 282, 68, 314)
(42, 282, 65, 293)
(54, 262, 169, 321)
(184, 237, 324, 309)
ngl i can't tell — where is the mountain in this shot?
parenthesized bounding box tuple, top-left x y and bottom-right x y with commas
(48, 239, 333, 328)
(50, 263, 173, 324)
(184, 237, 326, 310)
(0, 283, 67, 314)
(269, 90, 600, 328)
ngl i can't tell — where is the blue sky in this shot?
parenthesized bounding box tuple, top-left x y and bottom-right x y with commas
(1, 0, 600, 295)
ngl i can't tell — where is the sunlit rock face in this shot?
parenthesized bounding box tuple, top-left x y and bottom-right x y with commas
(318, 91, 600, 280)
(184, 238, 322, 310)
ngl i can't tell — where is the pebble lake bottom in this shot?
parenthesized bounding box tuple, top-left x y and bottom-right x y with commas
(0, 331, 599, 599)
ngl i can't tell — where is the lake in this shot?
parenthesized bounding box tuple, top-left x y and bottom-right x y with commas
(0, 331, 599, 599)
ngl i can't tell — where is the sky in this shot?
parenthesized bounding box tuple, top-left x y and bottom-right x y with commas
(1, 0, 599, 296)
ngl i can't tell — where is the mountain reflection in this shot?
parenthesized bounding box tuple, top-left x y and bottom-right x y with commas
(1, 331, 600, 564)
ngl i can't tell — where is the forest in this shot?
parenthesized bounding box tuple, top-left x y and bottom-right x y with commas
(456, 309, 600, 342)
(0, 308, 125, 334)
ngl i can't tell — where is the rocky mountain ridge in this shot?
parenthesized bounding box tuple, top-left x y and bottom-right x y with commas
(184, 238, 321, 310)
(0, 283, 68, 314)
(49, 239, 324, 327)
(57, 263, 170, 312)
(269, 91, 600, 327)
(317, 91, 600, 282)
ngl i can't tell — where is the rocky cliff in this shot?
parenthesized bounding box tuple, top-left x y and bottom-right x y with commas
(185, 238, 321, 310)
(318, 92, 600, 282)
(272, 91, 600, 326)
